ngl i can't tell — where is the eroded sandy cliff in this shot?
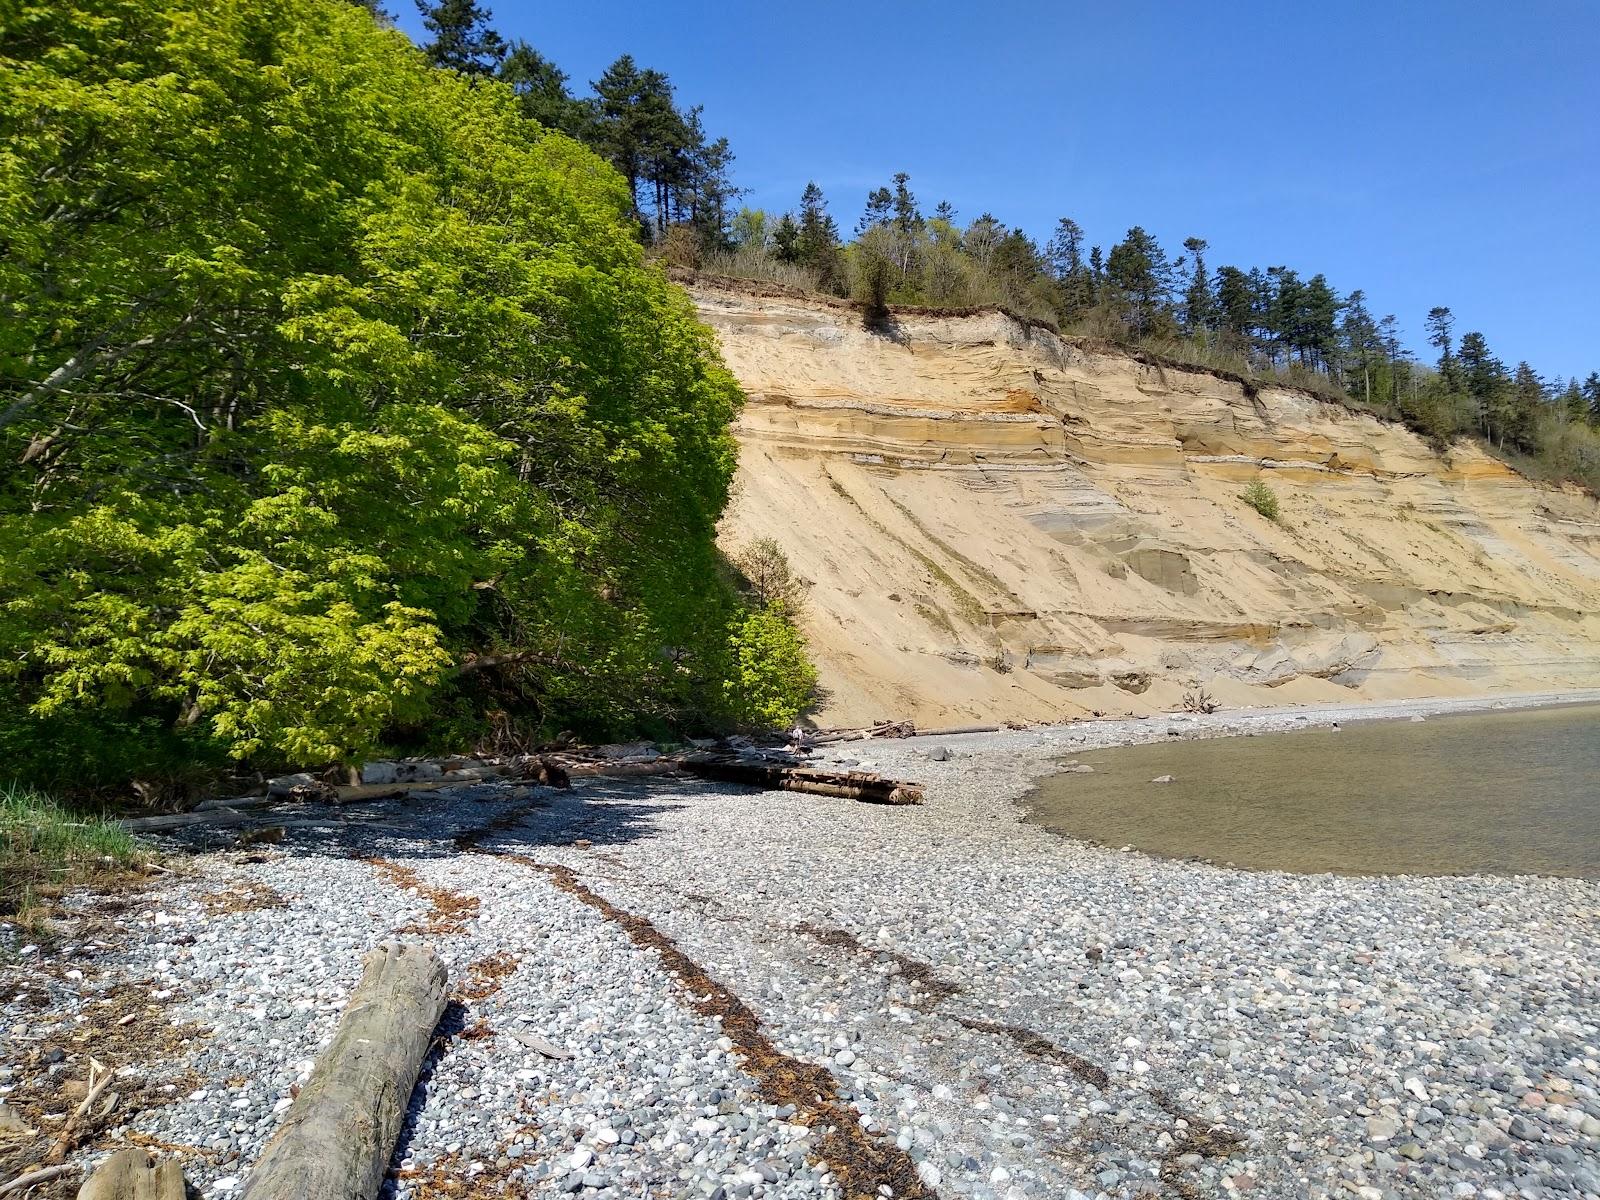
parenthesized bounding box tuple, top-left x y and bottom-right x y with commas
(694, 278, 1600, 725)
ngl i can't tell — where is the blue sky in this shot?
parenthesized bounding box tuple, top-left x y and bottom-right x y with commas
(394, 1, 1599, 380)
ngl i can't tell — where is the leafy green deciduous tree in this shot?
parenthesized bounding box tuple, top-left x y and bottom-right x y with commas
(0, 0, 810, 787)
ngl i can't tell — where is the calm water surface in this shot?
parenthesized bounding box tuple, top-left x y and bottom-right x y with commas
(1027, 703, 1600, 878)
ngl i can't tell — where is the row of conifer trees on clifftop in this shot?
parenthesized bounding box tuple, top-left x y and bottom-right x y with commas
(403, 0, 1599, 490)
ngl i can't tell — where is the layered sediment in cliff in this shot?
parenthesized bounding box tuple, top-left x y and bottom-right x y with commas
(693, 278, 1600, 725)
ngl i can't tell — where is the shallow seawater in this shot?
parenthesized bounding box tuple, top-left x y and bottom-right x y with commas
(1027, 703, 1600, 878)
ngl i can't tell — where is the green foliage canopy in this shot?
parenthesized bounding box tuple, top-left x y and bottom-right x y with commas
(0, 0, 808, 785)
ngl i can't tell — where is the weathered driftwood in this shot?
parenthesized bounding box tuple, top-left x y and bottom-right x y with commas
(76, 1149, 184, 1200)
(0, 1165, 73, 1197)
(507, 1030, 574, 1059)
(44, 1057, 116, 1163)
(562, 759, 676, 780)
(238, 941, 447, 1200)
(193, 793, 280, 813)
(681, 756, 923, 805)
(803, 719, 1002, 745)
(122, 784, 431, 833)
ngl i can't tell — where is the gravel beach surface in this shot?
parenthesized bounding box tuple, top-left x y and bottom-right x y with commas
(4, 690, 1598, 1200)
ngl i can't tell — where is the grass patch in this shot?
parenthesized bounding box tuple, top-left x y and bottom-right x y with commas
(0, 782, 150, 922)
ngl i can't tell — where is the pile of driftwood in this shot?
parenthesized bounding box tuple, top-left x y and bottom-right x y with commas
(681, 754, 923, 804)
(796, 719, 1002, 745)
(119, 739, 928, 836)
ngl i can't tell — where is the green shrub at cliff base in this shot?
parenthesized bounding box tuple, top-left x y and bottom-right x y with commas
(0, 0, 809, 785)
(715, 603, 819, 732)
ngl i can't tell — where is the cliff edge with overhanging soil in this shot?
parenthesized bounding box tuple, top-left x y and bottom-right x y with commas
(691, 276, 1600, 726)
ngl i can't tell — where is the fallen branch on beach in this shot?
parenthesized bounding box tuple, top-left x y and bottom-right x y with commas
(801, 719, 1002, 745)
(42, 1056, 116, 1165)
(0, 1164, 73, 1197)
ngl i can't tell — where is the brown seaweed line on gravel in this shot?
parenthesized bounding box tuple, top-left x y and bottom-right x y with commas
(794, 922, 960, 1008)
(477, 849, 936, 1200)
(363, 858, 481, 935)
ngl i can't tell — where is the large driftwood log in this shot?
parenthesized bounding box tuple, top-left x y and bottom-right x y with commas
(682, 755, 923, 804)
(76, 1150, 184, 1200)
(239, 942, 447, 1200)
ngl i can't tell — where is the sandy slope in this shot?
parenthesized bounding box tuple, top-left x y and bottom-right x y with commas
(693, 278, 1600, 726)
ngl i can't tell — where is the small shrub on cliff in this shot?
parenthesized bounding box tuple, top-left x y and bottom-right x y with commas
(1241, 479, 1282, 521)
(732, 537, 807, 611)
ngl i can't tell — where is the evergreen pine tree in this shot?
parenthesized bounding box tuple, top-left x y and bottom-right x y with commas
(1214, 265, 1255, 346)
(1264, 267, 1304, 368)
(1512, 362, 1546, 438)
(795, 182, 840, 287)
(856, 187, 892, 234)
(1106, 227, 1172, 335)
(1340, 290, 1380, 403)
(1301, 274, 1342, 373)
(1046, 218, 1093, 320)
(415, 0, 506, 74)
(1554, 378, 1587, 424)
(772, 213, 800, 264)
(1181, 237, 1215, 333)
(1583, 372, 1600, 426)
(1379, 315, 1414, 411)
(1425, 306, 1455, 388)
(499, 41, 586, 134)
(591, 56, 648, 222)
(890, 173, 923, 234)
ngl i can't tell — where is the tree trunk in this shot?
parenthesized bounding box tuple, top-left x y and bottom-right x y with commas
(77, 1150, 185, 1200)
(239, 942, 447, 1200)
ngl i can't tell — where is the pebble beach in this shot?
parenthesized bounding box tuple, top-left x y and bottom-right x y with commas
(4, 691, 1599, 1200)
